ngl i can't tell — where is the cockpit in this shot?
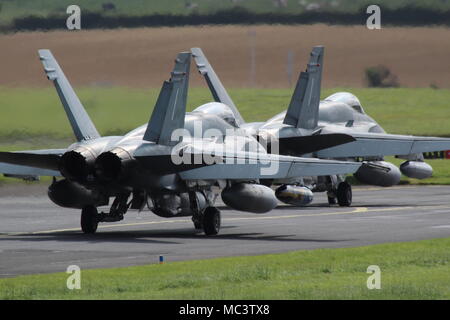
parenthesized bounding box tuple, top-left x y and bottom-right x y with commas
(192, 102, 239, 127)
(324, 92, 365, 114)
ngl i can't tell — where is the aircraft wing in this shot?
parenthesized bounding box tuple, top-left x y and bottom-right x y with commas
(0, 149, 64, 175)
(177, 152, 361, 180)
(316, 131, 450, 158)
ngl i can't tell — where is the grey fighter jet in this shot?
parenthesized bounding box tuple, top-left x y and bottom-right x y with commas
(0, 50, 361, 235)
(191, 46, 450, 207)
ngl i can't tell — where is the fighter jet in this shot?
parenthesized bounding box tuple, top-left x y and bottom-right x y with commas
(191, 46, 450, 207)
(0, 50, 362, 235)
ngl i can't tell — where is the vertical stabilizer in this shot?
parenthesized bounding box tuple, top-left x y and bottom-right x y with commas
(283, 46, 324, 129)
(143, 52, 191, 146)
(191, 47, 245, 126)
(38, 49, 100, 141)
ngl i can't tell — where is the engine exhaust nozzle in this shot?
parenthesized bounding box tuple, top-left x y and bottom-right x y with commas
(95, 148, 133, 182)
(59, 148, 96, 181)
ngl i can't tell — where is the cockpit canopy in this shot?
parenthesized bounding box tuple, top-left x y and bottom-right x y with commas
(192, 102, 238, 127)
(324, 92, 365, 114)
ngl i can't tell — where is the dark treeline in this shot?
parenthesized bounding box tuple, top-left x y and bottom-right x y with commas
(8, 6, 450, 32)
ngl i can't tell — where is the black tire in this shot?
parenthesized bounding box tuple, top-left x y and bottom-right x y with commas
(328, 196, 337, 205)
(81, 205, 98, 234)
(337, 182, 352, 207)
(203, 207, 221, 236)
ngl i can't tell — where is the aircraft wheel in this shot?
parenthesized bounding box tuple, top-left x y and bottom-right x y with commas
(203, 207, 221, 236)
(81, 205, 98, 234)
(337, 182, 352, 207)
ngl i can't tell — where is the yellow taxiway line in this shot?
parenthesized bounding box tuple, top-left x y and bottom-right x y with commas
(2, 203, 450, 237)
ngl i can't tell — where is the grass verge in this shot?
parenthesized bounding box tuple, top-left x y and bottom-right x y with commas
(0, 237, 449, 299)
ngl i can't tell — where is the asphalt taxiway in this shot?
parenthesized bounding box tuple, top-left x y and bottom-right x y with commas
(0, 185, 449, 277)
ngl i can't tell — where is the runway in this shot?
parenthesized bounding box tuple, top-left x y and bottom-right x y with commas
(0, 185, 449, 277)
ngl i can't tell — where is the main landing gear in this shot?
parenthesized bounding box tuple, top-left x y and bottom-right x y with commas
(327, 181, 352, 207)
(80, 193, 131, 234)
(192, 207, 221, 236)
(202, 207, 221, 236)
(336, 181, 352, 206)
(189, 191, 221, 236)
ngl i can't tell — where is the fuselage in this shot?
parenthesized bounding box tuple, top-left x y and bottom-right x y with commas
(239, 92, 428, 188)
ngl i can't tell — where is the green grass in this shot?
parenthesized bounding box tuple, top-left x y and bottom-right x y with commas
(1, 237, 449, 299)
(1, 86, 450, 142)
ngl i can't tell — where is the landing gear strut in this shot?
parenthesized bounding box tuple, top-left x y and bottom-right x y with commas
(81, 205, 98, 234)
(98, 193, 130, 222)
(192, 218, 203, 230)
(327, 195, 337, 205)
(80, 193, 131, 234)
(325, 175, 338, 206)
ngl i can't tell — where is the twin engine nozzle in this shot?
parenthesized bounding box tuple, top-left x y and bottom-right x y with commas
(59, 147, 96, 181)
(58, 147, 133, 182)
(94, 148, 133, 182)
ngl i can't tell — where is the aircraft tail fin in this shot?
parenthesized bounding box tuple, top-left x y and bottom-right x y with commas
(191, 47, 245, 126)
(38, 49, 100, 141)
(143, 52, 191, 146)
(283, 46, 324, 130)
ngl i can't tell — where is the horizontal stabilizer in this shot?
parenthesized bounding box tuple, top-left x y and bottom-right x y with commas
(0, 149, 64, 172)
(0, 163, 61, 177)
